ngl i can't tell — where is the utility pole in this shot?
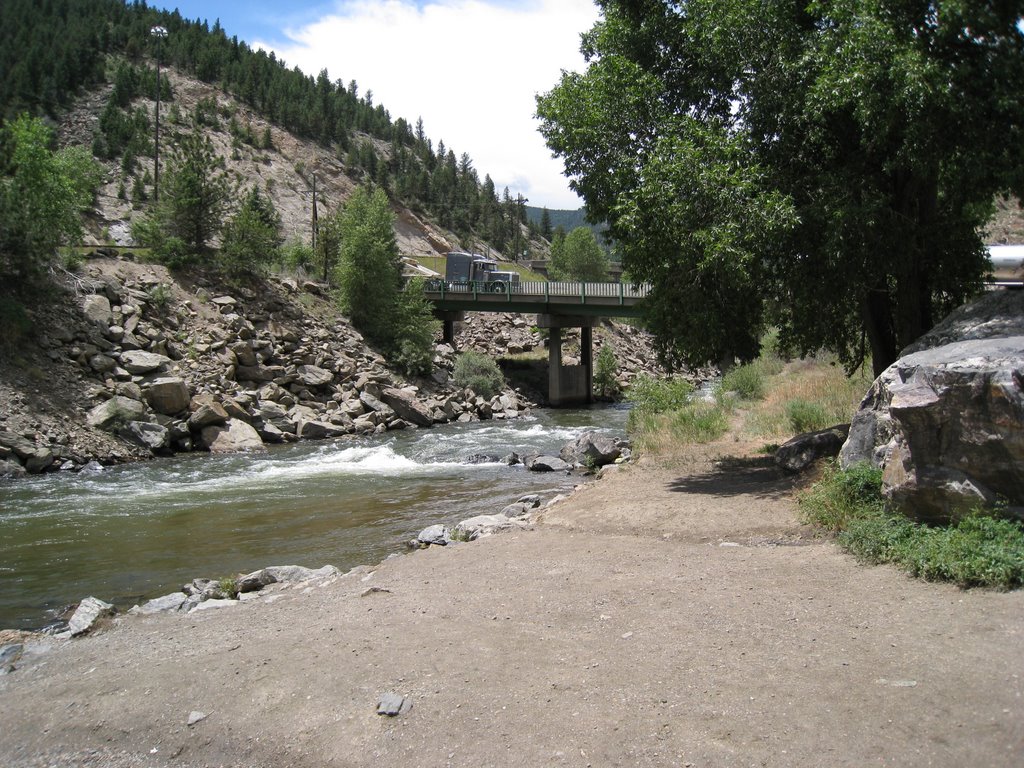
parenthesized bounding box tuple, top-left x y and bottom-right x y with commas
(151, 25, 168, 202)
(513, 194, 528, 261)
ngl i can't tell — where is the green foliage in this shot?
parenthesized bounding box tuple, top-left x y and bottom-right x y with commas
(334, 185, 439, 376)
(222, 185, 282, 277)
(626, 374, 694, 414)
(800, 463, 1024, 589)
(786, 399, 829, 434)
(720, 364, 765, 401)
(389, 279, 441, 377)
(0, 115, 101, 286)
(279, 238, 315, 274)
(537, 1, 1023, 375)
(0, 296, 32, 348)
(160, 131, 231, 254)
(453, 350, 505, 398)
(666, 402, 729, 443)
(549, 227, 609, 281)
(593, 343, 619, 397)
(336, 185, 402, 336)
(800, 462, 886, 533)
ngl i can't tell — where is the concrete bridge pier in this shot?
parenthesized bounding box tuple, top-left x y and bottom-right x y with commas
(435, 310, 465, 345)
(537, 313, 598, 407)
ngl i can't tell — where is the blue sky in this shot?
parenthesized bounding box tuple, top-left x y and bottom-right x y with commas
(149, 1, 599, 210)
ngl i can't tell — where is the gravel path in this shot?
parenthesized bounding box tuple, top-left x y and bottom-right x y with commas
(1, 452, 1021, 767)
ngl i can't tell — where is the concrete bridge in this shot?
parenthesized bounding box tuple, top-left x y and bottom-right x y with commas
(424, 280, 649, 406)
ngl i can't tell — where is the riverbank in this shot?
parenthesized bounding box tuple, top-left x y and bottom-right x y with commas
(2, 442, 1020, 767)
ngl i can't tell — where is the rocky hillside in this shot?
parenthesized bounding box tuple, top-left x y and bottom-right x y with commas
(58, 66, 545, 263)
(0, 254, 675, 479)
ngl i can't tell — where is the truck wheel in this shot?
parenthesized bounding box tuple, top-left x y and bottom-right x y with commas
(490, 282, 506, 294)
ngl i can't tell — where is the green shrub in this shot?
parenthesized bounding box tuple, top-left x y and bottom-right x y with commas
(800, 461, 885, 530)
(668, 402, 730, 443)
(453, 349, 505, 398)
(801, 462, 1024, 589)
(594, 343, 619, 397)
(786, 398, 829, 433)
(720, 363, 764, 400)
(626, 374, 694, 414)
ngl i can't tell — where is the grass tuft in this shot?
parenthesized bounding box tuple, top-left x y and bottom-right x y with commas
(801, 462, 1024, 589)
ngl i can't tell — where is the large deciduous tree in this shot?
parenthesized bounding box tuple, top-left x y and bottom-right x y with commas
(537, 1, 1024, 375)
(0, 114, 100, 286)
(549, 226, 612, 282)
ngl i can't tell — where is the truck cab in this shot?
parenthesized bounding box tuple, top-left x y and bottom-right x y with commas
(443, 251, 520, 293)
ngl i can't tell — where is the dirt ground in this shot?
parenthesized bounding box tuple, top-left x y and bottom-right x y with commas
(1, 446, 1021, 768)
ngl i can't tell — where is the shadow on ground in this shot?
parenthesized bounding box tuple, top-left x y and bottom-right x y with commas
(667, 455, 798, 500)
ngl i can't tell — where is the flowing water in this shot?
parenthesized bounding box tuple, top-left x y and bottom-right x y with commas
(0, 406, 629, 630)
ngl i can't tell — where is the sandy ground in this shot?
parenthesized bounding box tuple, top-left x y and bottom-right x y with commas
(1, 449, 1022, 768)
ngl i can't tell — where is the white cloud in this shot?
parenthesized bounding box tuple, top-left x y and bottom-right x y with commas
(256, 0, 598, 210)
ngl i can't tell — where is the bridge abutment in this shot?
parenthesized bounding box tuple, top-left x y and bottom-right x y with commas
(538, 314, 597, 407)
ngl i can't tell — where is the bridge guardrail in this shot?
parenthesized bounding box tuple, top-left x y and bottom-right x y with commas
(424, 279, 651, 303)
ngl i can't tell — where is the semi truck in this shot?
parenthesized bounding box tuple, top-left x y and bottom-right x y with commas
(438, 251, 521, 293)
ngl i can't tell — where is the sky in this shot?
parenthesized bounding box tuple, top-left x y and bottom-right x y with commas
(150, 0, 601, 210)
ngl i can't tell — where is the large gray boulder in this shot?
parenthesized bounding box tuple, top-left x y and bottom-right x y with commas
(86, 396, 146, 430)
(380, 387, 434, 427)
(559, 431, 624, 468)
(841, 291, 1024, 523)
(145, 377, 191, 416)
(776, 425, 850, 473)
(69, 597, 115, 636)
(200, 419, 266, 453)
(120, 350, 172, 375)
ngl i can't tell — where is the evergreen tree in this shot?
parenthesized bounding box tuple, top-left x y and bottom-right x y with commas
(222, 184, 282, 276)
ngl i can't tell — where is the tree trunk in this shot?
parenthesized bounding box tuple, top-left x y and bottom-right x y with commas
(863, 286, 897, 378)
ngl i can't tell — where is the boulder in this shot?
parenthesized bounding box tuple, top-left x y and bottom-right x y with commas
(68, 596, 115, 636)
(453, 513, 529, 540)
(119, 421, 170, 453)
(380, 387, 433, 427)
(200, 419, 266, 454)
(188, 402, 229, 430)
(236, 564, 339, 593)
(296, 420, 348, 439)
(81, 294, 112, 327)
(86, 396, 146, 431)
(145, 377, 191, 416)
(132, 591, 188, 615)
(841, 290, 1024, 523)
(0, 458, 27, 478)
(416, 524, 450, 546)
(120, 350, 172, 375)
(527, 455, 571, 472)
(0, 431, 37, 460)
(559, 431, 624, 468)
(24, 448, 55, 474)
(775, 425, 850, 473)
(296, 364, 334, 388)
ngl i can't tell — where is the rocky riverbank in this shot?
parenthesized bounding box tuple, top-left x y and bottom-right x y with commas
(0, 255, 670, 479)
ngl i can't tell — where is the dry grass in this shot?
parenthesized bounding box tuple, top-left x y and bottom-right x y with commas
(740, 356, 872, 441)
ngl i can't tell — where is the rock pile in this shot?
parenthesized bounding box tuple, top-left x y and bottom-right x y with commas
(0, 257, 534, 476)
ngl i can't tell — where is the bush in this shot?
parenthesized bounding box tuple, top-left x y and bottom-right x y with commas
(720, 362, 764, 400)
(800, 462, 1024, 589)
(786, 398, 829, 433)
(668, 402, 730, 443)
(387, 280, 440, 377)
(593, 343, 619, 397)
(453, 350, 505, 398)
(626, 374, 694, 414)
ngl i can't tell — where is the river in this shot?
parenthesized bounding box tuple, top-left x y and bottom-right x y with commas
(0, 405, 629, 630)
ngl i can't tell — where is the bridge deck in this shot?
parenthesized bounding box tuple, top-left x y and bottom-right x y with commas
(424, 280, 650, 318)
